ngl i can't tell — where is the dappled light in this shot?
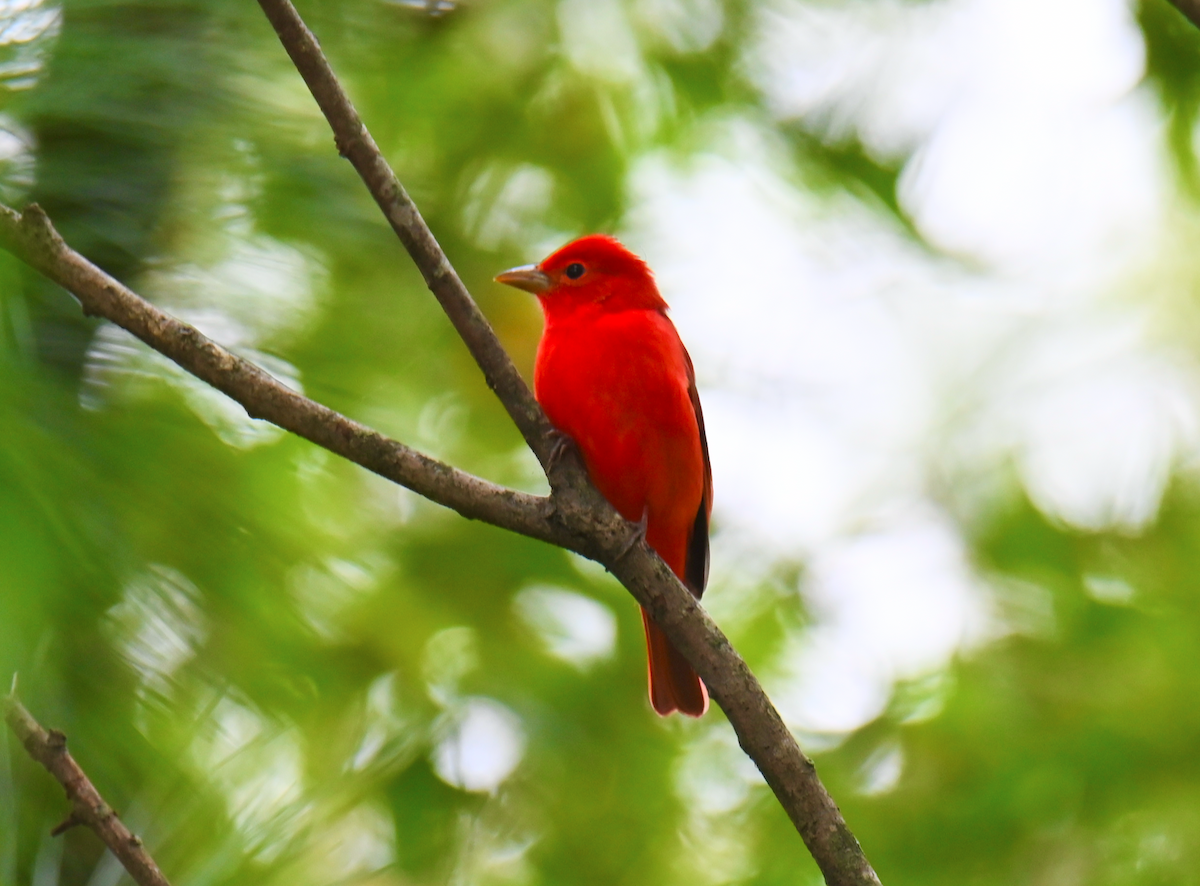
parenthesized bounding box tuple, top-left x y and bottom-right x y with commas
(6, 0, 1200, 884)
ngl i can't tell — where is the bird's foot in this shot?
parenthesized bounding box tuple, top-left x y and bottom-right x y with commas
(616, 507, 650, 561)
(544, 428, 576, 476)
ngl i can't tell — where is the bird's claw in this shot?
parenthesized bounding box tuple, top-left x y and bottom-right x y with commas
(616, 507, 650, 561)
(544, 428, 575, 476)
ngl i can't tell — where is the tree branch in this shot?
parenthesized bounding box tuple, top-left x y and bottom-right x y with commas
(0, 2, 882, 881)
(254, 0, 559, 474)
(3, 688, 172, 886)
(0, 203, 557, 544)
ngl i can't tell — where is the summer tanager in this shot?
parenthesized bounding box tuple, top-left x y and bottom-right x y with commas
(496, 235, 712, 716)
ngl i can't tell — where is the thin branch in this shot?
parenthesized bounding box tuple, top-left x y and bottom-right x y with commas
(1167, 0, 1200, 30)
(0, 203, 557, 545)
(0, 3, 882, 882)
(3, 688, 172, 886)
(254, 0, 558, 473)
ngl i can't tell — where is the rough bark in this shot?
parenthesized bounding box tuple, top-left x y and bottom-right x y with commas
(3, 690, 172, 886)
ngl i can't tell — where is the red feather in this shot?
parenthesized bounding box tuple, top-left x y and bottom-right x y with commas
(500, 235, 712, 716)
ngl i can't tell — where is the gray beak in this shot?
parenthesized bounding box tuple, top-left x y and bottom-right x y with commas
(495, 264, 552, 294)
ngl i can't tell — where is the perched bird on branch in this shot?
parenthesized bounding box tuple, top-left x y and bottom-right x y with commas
(497, 235, 712, 716)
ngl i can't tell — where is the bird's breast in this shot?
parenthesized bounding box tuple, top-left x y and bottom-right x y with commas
(534, 308, 704, 572)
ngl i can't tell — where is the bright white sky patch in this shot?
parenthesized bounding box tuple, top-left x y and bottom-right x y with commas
(751, 0, 1160, 281)
(290, 554, 393, 643)
(767, 514, 987, 733)
(513, 585, 617, 669)
(313, 803, 396, 878)
(1014, 350, 1196, 532)
(557, 0, 642, 84)
(0, 0, 61, 90)
(432, 698, 526, 793)
(634, 0, 724, 54)
(858, 740, 903, 796)
(81, 169, 325, 449)
(623, 0, 1195, 734)
(189, 696, 308, 861)
(105, 564, 207, 701)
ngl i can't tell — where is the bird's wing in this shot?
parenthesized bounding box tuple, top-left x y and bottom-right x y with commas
(683, 346, 712, 597)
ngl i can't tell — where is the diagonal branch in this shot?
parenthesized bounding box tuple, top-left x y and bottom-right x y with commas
(255, 0, 559, 473)
(3, 688, 172, 886)
(0, 203, 557, 544)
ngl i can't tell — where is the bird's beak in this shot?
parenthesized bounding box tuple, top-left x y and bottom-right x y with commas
(495, 264, 552, 294)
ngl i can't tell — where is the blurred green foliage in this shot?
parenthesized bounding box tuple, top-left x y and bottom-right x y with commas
(1140, 0, 1200, 193)
(4, 1, 1200, 886)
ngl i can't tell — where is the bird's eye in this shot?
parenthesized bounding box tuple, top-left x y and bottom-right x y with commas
(565, 262, 586, 280)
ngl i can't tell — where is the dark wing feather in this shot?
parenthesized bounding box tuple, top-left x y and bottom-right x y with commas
(682, 346, 713, 597)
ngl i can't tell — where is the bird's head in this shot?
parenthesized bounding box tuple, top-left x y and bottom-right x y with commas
(495, 235, 667, 315)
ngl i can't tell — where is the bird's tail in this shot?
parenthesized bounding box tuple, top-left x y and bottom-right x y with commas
(641, 608, 708, 717)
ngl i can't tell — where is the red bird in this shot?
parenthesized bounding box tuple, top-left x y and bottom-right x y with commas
(497, 235, 712, 716)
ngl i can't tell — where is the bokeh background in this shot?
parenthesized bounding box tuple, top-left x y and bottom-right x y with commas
(3, 0, 1200, 883)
